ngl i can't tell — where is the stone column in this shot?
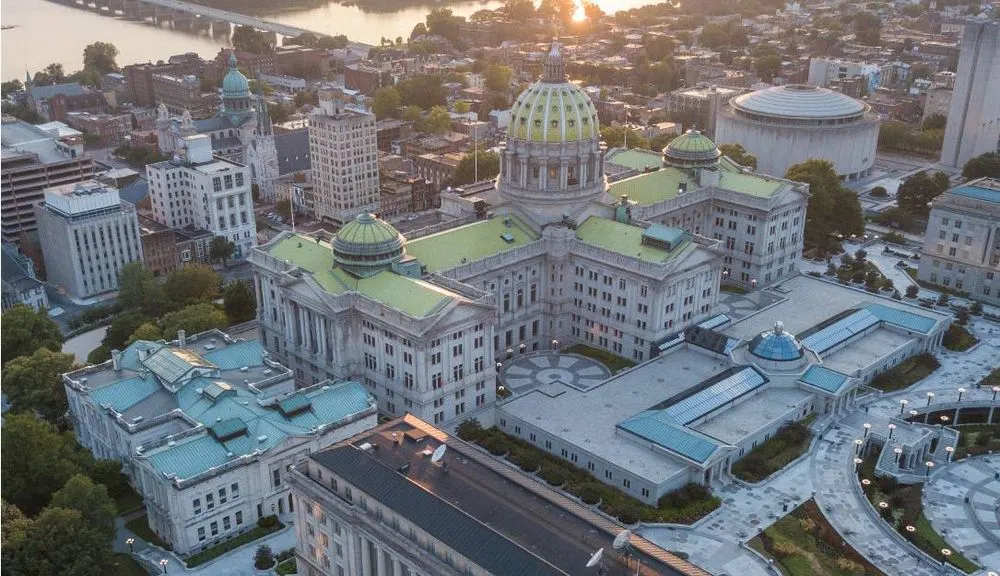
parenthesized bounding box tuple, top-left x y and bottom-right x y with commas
(376, 546, 386, 576)
(360, 536, 372, 576)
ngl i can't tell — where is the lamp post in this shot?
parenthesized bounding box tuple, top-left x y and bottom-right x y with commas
(993, 386, 1000, 402)
(751, 278, 758, 289)
(909, 409, 919, 418)
(940, 414, 950, 425)
(944, 446, 954, 462)
(551, 339, 559, 350)
(855, 438, 864, 453)
(925, 460, 935, 477)
(927, 391, 935, 406)
(894, 447, 903, 464)
(126, 538, 134, 553)
(900, 399, 908, 414)
(518, 343, 526, 354)
(957, 387, 965, 402)
(888, 423, 896, 440)
(854, 457, 863, 470)
(863, 422, 872, 437)
(496, 361, 503, 373)
(506, 348, 513, 359)
(861, 478, 872, 488)
(159, 559, 168, 574)
(941, 548, 952, 568)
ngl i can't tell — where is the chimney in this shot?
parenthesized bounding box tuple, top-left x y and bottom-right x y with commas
(111, 349, 122, 371)
(178, 329, 186, 347)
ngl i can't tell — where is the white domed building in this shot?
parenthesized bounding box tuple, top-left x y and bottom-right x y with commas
(715, 84, 880, 181)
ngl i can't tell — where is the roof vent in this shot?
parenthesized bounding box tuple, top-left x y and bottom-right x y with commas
(196, 388, 204, 395)
(243, 401, 249, 406)
(167, 440, 176, 447)
(132, 416, 144, 423)
(226, 451, 234, 458)
(203, 344, 216, 350)
(257, 435, 268, 443)
(359, 442, 374, 452)
(240, 366, 249, 372)
(80, 377, 88, 384)
(216, 417, 222, 422)
(322, 385, 330, 391)
(263, 369, 272, 375)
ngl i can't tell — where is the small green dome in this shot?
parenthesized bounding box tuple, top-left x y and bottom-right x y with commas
(508, 83, 599, 144)
(222, 52, 250, 99)
(663, 129, 721, 168)
(333, 214, 405, 276)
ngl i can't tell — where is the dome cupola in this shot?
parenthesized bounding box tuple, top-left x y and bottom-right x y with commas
(332, 213, 405, 277)
(222, 52, 253, 123)
(748, 321, 804, 362)
(663, 129, 721, 168)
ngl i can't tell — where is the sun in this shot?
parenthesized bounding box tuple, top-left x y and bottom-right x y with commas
(572, 0, 587, 21)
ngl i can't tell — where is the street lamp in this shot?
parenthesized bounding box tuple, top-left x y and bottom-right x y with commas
(944, 446, 954, 461)
(126, 538, 134, 553)
(855, 438, 864, 453)
(927, 391, 935, 406)
(941, 548, 952, 568)
(878, 501, 889, 510)
(909, 409, 919, 418)
(940, 414, 950, 425)
(495, 361, 503, 372)
(750, 278, 758, 289)
(957, 387, 966, 402)
(551, 339, 559, 350)
(159, 559, 168, 574)
(925, 461, 935, 476)
(894, 447, 903, 463)
(854, 457, 863, 469)
(863, 422, 872, 437)
(993, 386, 1000, 402)
(861, 478, 872, 487)
(505, 348, 513, 359)
(900, 399, 908, 414)
(518, 343, 526, 354)
(887, 423, 896, 440)
(905, 525, 916, 535)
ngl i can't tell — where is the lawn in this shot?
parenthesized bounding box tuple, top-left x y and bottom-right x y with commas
(942, 324, 977, 352)
(721, 284, 749, 294)
(184, 520, 285, 567)
(114, 485, 144, 515)
(125, 514, 172, 550)
(112, 553, 149, 576)
(869, 353, 940, 392)
(562, 343, 636, 374)
(275, 558, 297, 575)
(955, 424, 1000, 458)
(749, 499, 886, 576)
(857, 456, 978, 572)
(977, 367, 1000, 388)
(732, 421, 812, 483)
(456, 419, 720, 524)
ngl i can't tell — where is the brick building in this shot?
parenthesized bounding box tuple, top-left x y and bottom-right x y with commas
(137, 215, 180, 277)
(123, 53, 205, 107)
(151, 74, 218, 119)
(65, 112, 134, 147)
(344, 64, 391, 96)
(413, 152, 463, 192)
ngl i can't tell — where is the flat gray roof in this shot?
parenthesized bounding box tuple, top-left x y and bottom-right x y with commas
(499, 347, 729, 483)
(692, 386, 811, 445)
(821, 328, 915, 375)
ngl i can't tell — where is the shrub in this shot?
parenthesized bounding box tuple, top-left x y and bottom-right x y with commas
(976, 429, 993, 447)
(905, 285, 920, 298)
(836, 557, 865, 575)
(483, 435, 509, 456)
(456, 418, 484, 442)
(515, 452, 540, 473)
(799, 517, 816, 533)
(616, 505, 639, 525)
(577, 483, 603, 505)
(781, 422, 811, 445)
(773, 539, 798, 557)
(658, 483, 710, 509)
(539, 466, 565, 486)
(871, 186, 888, 197)
(275, 548, 295, 562)
(254, 545, 275, 570)
(937, 293, 950, 306)
(852, 270, 865, 283)
(258, 515, 279, 529)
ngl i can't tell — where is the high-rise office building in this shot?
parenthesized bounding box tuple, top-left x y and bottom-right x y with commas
(308, 90, 379, 223)
(939, 21, 1000, 168)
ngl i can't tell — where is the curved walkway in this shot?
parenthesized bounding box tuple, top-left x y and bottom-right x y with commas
(924, 456, 1000, 570)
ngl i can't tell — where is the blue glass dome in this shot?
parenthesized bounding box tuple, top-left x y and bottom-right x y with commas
(749, 321, 803, 361)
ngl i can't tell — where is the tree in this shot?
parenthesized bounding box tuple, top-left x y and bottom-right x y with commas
(1, 79, 23, 97)
(33, 63, 66, 85)
(1, 414, 86, 515)
(1, 348, 75, 424)
(254, 544, 276, 569)
(871, 185, 888, 197)
(854, 12, 881, 46)
(1, 501, 33, 568)
(269, 102, 290, 125)
(410, 22, 428, 40)
(718, 143, 758, 170)
(288, 32, 319, 47)
(398, 75, 447, 109)
(755, 54, 783, 82)
(117, 261, 166, 317)
(160, 303, 229, 338)
(897, 171, 948, 216)
(0, 304, 63, 367)
(82, 42, 119, 74)
(485, 64, 513, 92)
(452, 150, 501, 186)
(454, 100, 471, 114)
(232, 26, 273, 54)
(223, 280, 257, 324)
(402, 105, 423, 124)
(905, 284, 919, 298)
(503, 0, 536, 21)
(127, 322, 163, 345)
(50, 475, 116, 540)
(165, 264, 220, 306)
(786, 159, 864, 251)
(962, 152, 1000, 180)
(87, 460, 129, 500)
(103, 311, 151, 351)
(425, 8, 461, 43)
(372, 86, 401, 119)
(8, 507, 114, 576)
(315, 35, 349, 50)
(294, 90, 319, 108)
(422, 105, 453, 134)
(210, 236, 236, 267)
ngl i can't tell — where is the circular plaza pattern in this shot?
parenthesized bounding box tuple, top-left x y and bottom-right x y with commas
(501, 353, 611, 393)
(923, 455, 1000, 569)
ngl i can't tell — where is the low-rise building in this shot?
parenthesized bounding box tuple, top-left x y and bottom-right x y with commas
(175, 225, 214, 267)
(152, 73, 218, 120)
(28, 83, 108, 122)
(137, 215, 180, 277)
(661, 85, 744, 137)
(33, 180, 143, 299)
(918, 178, 1000, 305)
(343, 64, 391, 96)
(1, 243, 48, 311)
(65, 111, 134, 147)
(62, 329, 379, 556)
(378, 172, 435, 218)
(413, 152, 463, 192)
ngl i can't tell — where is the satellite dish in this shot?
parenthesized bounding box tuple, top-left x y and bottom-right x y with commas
(613, 529, 631, 549)
(431, 444, 447, 463)
(586, 548, 604, 568)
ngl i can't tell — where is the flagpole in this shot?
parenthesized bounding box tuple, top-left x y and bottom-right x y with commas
(624, 105, 628, 150)
(474, 122, 479, 182)
(290, 185, 298, 233)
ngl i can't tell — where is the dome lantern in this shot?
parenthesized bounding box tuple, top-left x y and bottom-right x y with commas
(332, 213, 405, 277)
(748, 321, 804, 362)
(663, 129, 721, 168)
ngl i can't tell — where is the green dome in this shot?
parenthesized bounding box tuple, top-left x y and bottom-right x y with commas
(664, 129, 721, 168)
(222, 52, 250, 99)
(508, 83, 599, 144)
(332, 214, 405, 277)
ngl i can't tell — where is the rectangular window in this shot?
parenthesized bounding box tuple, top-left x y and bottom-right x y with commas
(218, 487, 227, 504)
(210, 521, 219, 536)
(223, 516, 231, 531)
(235, 511, 243, 525)
(198, 527, 206, 541)
(273, 469, 281, 488)
(205, 493, 214, 510)
(193, 498, 201, 515)
(231, 483, 239, 499)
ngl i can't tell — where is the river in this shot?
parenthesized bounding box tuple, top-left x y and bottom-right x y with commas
(2, 0, 660, 82)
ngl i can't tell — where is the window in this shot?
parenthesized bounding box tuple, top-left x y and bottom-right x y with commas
(231, 483, 239, 499)
(235, 511, 243, 525)
(205, 493, 214, 510)
(223, 516, 231, 531)
(273, 469, 281, 488)
(198, 527, 206, 541)
(193, 498, 201, 515)
(218, 487, 227, 504)
(210, 521, 219, 537)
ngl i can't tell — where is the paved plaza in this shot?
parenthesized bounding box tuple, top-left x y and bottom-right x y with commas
(501, 352, 611, 393)
(924, 456, 1000, 570)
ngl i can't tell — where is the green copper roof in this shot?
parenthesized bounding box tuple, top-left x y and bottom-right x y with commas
(609, 165, 784, 206)
(264, 234, 455, 318)
(575, 217, 687, 263)
(333, 214, 405, 276)
(508, 82, 599, 143)
(605, 148, 663, 172)
(222, 52, 250, 99)
(404, 215, 540, 273)
(336, 213, 403, 246)
(664, 129, 721, 167)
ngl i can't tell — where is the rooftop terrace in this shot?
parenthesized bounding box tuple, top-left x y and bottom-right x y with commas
(404, 215, 539, 273)
(608, 162, 786, 206)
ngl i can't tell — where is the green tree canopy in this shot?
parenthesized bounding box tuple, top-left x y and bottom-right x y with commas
(0, 304, 63, 367)
(503, 0, 536, 20)
(454, 100, 471, 114)
(922, 113, 947, 130)
(1, 348, 75, 424)
(160, 303, 228, 339)
(962, 151, 1000, 180)
(1, 501, 33, 567)
(755, 54, 783, 82)
(402, 105, 423, 123)
(49, 475, 116, 540)
(452, 150, 501, 186)
(786, 159, 864, 251)
(32, 63, 66, 85)
(425, 8, 462, 43)
(103, 311, 151, 351)
(410, 22, 428, 40)
(223, 280, 257, 324)
(8, 506, 114, 576)
(210, 236, 236, 267)
(373, 86, 401, 119)
(165, 264, 220, 307)
(854, 11, 881, 46)
(719, 143, 758, 170)
(316, 35, 349, 50)
(897, 170, 949, 216)
(1, 79, 23, 97)
(82, 42, 119, 74)
(398, 75, 448, 109)
(485, 64, 513, 92)
(422, 105, 453, 134)
(699, 21, 748, 50)
(232, 26, 273, 54)
(117, 261, 166, 317)
(1, 414, 87, 515)
(126, 322, 163, 346)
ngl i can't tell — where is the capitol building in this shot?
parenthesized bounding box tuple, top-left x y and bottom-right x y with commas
(249, 44, 811, 429)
